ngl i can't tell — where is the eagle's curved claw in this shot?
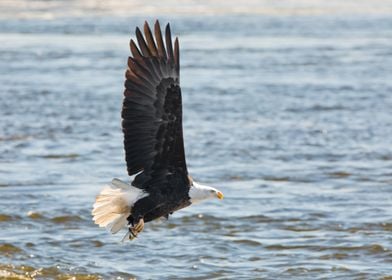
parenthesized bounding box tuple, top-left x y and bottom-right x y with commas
(134, 218, 144, 232)
(129, 218, 144, 240)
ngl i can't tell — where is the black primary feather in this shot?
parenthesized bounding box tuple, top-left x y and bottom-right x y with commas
(122, 20, 190, 202)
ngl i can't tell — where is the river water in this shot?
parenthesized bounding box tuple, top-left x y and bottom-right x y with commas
(0, 1, 391, 279)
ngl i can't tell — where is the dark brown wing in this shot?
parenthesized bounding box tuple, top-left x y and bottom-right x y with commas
(122, 20, 189, 192)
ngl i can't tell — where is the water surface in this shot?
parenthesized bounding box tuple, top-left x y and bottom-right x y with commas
(0, 1, 392, 279)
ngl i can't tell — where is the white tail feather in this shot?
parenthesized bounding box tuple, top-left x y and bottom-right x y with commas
(121, 231, 131, 242)
(107, 215, 128, 234)
(92, 178, 148, 234)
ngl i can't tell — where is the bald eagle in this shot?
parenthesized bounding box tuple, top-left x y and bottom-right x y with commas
(92, 21, 223, 241)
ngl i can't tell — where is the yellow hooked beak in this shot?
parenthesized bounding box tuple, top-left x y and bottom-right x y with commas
(217, 191, 224, 200)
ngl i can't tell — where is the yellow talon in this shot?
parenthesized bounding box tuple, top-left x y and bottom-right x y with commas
(133, 218, 144, 234)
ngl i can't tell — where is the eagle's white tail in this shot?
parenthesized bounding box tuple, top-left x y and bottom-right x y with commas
(92, 178, 148, 234)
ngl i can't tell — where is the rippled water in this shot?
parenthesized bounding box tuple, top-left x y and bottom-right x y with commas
(1, 1, 392, 279)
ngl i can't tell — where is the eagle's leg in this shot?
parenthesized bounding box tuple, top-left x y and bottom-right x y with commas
(134, 218, 144, 232)
(128, 216, 144, 239)
(126, 196, 161, 239)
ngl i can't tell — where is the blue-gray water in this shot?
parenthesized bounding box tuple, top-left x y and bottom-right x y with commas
(1, 1, 392, 279)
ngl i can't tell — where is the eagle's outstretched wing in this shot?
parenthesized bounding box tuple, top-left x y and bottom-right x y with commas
(122, 21, 189, 193)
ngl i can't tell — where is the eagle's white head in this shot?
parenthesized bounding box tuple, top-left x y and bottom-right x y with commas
(188, 181, 224, 204)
